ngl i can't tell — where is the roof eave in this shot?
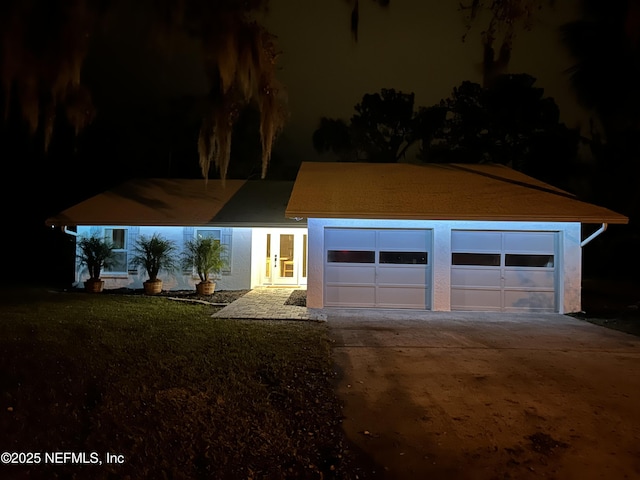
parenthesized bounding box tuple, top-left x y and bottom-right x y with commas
(284, 211, 629, 224)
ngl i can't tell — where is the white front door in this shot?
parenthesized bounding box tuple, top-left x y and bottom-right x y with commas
(263, 230, 307, 286)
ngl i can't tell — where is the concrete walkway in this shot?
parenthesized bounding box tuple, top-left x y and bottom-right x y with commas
(211, 287, 317, 320)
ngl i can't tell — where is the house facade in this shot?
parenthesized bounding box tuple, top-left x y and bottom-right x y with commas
(46, 162, 628, 314)
(72, 225, 308, 291)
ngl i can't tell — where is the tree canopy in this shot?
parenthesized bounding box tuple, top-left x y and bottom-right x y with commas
(313, 74, 579, 189)
(422, 74, 579, 188)
(313, 89, 428, 163)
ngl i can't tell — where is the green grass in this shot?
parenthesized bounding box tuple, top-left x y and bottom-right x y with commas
(0, 288, 359, 479)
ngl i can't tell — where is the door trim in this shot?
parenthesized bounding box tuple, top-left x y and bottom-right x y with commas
(260, 229, 308, 286)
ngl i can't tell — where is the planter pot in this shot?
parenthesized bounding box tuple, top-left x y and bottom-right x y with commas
(196, 281, 216, 295)
(84, 279, 105, 293)
(143, 279, 163, 295)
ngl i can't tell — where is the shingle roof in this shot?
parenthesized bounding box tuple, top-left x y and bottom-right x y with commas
(285, 162, 628, 224)
(45, 178, 304, 227)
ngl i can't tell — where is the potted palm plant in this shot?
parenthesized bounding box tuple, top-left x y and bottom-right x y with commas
(130, 233, 178, 295)
(182, 236, 227, 295)
(77, 234, 115, 293)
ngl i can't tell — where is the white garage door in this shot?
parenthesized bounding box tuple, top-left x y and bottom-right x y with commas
(451, 231, 557, 312)
(324, 228, 431, 309)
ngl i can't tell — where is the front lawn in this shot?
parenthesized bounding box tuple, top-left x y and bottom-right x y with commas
(0, 287, 364, 479)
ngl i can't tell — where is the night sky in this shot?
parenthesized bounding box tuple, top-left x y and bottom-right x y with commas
(263, 0, 587, 163)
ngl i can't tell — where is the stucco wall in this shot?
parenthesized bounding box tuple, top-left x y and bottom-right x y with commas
(75, 226, 253, 291)
(307, 219, 583, 313)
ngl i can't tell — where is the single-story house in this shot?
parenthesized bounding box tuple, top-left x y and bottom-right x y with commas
(46, 162, 628, 314)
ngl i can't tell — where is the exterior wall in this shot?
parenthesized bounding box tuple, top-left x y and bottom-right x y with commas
(75, 226, 253, 291)
(307, 218, 583, 313)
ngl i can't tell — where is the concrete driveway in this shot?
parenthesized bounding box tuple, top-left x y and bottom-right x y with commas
(327, 312, 640, 479)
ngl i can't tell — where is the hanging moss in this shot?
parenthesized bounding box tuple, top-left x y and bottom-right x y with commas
(0, 0, 287, 179)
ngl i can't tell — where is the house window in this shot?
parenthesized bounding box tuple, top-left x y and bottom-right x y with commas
(196, 229, 221, 243)
(195, 229, 232, 275)
(104, 228, 128, 273)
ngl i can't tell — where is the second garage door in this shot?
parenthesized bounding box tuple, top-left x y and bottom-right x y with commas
(324, 228, 432, 309)
(450, 230, 557, 312)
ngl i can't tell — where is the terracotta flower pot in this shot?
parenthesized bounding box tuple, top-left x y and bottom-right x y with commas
(143, 279, 163, 295)
(196, 281, 216, 295)
(84, 279, 105, 293)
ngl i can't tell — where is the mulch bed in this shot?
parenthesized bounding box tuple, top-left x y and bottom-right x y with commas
(285, 289, 307, 307)
(74, 287, 250, 305)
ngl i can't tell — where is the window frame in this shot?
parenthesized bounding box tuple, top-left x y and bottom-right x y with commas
(103, 227, 128, 275)
(193, 228, 232, 276)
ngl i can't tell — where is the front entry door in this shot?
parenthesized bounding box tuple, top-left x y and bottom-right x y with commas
(264, 230, 307, 286)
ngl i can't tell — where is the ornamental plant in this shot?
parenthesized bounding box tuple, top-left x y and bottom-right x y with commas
(130, 233, 179, 282)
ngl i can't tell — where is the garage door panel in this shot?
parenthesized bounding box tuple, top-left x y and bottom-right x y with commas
(451, 288, 502, 311)
(325, 286, 375, 307)
(378, 229, 430, 250)
(324, 228, 431, 309)
(377, 286, 427, 309)
(325, 228, 376, 249)
(377, 266, 428, 285)
(451, 268, 502, 287)
(504, 269, 555, 288)
(325, 265, 376, 284)
(503, 232, 555, 253)
(452, 231, 502, 252)
(504, 290, 555, 311)
(451, 231, 558, 313)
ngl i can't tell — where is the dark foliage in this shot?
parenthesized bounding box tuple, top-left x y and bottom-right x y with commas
(313, 88, 424, 163)
(561, 0, 640, 140)
(561, 0, 640, 224)
(314, 75, 579, 190)
(421, 74, 580, 189)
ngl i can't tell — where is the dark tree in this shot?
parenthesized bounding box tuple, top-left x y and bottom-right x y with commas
(420, 74, 580, 189)
(560, 0, 640, 221)
(312, 118, 353, 160)
(561, 0, 640, 142)
(0, 0, 286, 181)
(313, 88, 426, 163)
(460, 0, 555, 87)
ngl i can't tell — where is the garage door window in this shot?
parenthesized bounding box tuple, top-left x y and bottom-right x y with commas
(379, 251, 428, 264)
(452, 253, 500, 266)
(505, 254, 554, 267)
(327, 250, 375, 263)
